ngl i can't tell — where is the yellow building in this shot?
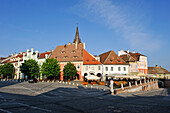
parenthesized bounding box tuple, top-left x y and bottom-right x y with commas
(148, 65, 170, 79)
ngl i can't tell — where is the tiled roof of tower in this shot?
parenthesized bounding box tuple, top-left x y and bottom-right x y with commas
(120, 54, 136, 62)
(83, 49, 102, 65)
(39, 51, 52, 59)
(99, 50, 128, 65)
(50, 43, 84, 62)
(148, 66, 170, 74)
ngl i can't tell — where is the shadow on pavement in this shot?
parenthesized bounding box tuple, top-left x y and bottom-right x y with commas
(0, 81, 170, 113)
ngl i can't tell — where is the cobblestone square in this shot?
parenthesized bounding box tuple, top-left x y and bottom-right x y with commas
(0, 81, 170, 113)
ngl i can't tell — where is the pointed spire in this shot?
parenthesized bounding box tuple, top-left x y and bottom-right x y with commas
(73, 26, 81, 44)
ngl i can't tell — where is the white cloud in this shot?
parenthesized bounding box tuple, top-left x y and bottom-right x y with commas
(73, 0, 161, 51)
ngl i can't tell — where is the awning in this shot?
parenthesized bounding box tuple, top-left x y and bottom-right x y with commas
(85, 75, 100, 80)
(106, 74, 140, 80)
(128, 72, 146, 77)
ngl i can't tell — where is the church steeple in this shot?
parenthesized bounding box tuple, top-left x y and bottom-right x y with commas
(73, 26, 81, 44)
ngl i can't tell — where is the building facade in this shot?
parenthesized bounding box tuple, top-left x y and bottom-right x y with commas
(118, 49, 148, 74)
(99, 50, 129, 81)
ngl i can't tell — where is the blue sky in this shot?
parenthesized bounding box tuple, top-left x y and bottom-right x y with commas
(0, 0, 170, 71)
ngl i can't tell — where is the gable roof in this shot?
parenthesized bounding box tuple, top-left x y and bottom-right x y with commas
(50, 43, 84, 62)
(99, 50, 128, 65)
(83, 49, 102, 65)
(148, 66, 170, 74)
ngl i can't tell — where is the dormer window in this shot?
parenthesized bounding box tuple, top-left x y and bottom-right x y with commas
(73, 56, 78, 58)
(61, 51, 65, 54)
(72, 50, 76, 53)
(63, 56, 68, 58)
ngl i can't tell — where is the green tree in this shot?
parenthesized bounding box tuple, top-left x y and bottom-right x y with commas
(20, 59, 39, 79)
(0, 63, 15, 79)
(41, 58, 60, 80)
(63, 62, 77, 80)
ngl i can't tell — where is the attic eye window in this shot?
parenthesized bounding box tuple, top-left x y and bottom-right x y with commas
(55, 57, 58, 58)
(72, 50, 76, 53)
(86, 60, 89, 62)
(110, 60, 113, 62)
(92, 60, 95, 62)
(63, 56, 68, 58)
(61, 51, 65, 54)
(73, 56, 78, 58)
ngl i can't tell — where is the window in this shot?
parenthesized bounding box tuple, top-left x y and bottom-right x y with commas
(86, 66, 88, 71)
(118, 67, 121, 71)
(98, 66, 101, 70)
(124, 67, 126, 71)
(105, 67, 108, 71)
(61, 51, 65, 54)
(86, 60, 89, 62)
(77, 64, 80, 70)
(63, 56, 68, 58)
(131, 64, 133, 68)
(92, 66, 94, 70)
(73, 56, 78, 58)
(111, 67, 113, 71)
(110, 59, 113, 62)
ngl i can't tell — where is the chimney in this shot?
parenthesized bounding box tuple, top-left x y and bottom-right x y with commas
(45, 54, 48, 59)
(31, 48, 34, 54)
(155, 65, 158, 67)
(132, 50, 135, 53)
(35, 50, 38, 54)
(83, 42, 85, 49)
(20, 51, 22, 54)
(49, 50, 52, 52)
(12, 53, 14, 56)
(68, 42, 71, 45)
(127, 49, 129, 53)
(27, 49, 29, 54)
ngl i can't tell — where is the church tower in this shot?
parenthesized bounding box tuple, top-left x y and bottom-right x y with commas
(73, 26, 81, 44)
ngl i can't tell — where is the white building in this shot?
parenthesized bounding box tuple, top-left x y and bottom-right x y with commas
(99, 50, 129, 80)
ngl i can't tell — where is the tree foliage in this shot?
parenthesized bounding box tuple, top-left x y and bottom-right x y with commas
(41, 58, 60, 78)
(0, 63, 15, 79)
(20, 59, 39, 79)
(63, 62, 77, 78)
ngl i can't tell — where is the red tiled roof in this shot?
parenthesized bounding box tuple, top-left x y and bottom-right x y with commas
(39, 52, 52, 59)
(50, 43, 84, 62)
(148, 66, 170, 74)
(99, 51, 110, 64)
(8, 59, 23, 63)
(99, 50, 128, 65)
(83, 49, 102, 65)
(120, 54, 136, 62)
(124, 51, 146, 61)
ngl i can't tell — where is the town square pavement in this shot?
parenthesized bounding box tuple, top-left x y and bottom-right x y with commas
(0, 81, 170, 113)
